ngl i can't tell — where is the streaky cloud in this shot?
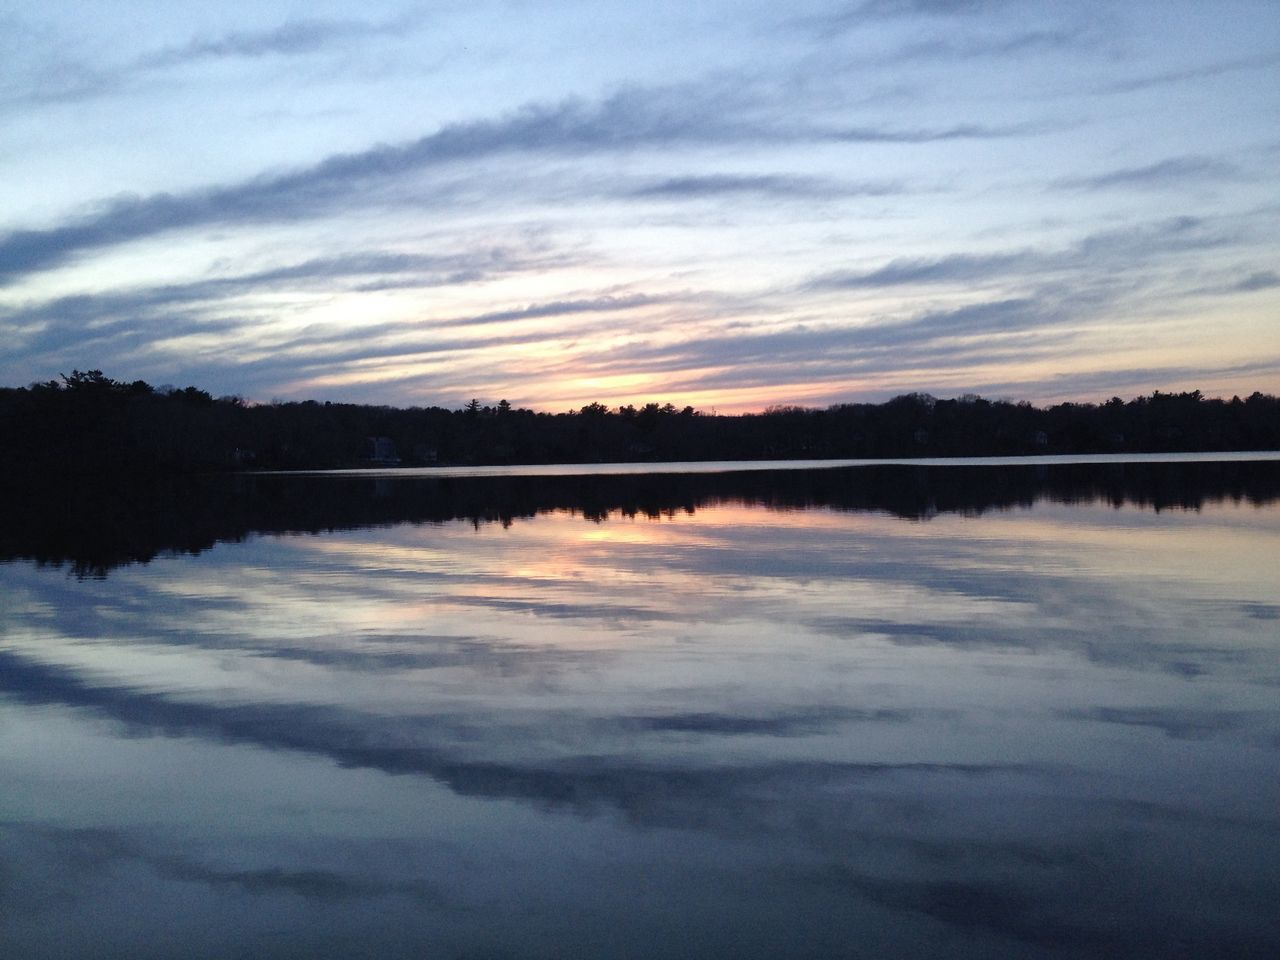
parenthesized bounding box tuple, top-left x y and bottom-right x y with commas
(627, 174, 901, 200)
(435, 293, 670, 329)
(9, 823, 443, 904)
(0, 647, 1038, 825)
(857, 0, 1011, 16)
(0, 91, 724, 282)
(0, 284, 680, 403)
(626, 707, 912, 736)
(137, 13, 424, 69)
(1072, 214, 1230, 258)
(0, 247, 551, 350)
(248, 247, 552, 289)
(808, 865, 1121, 950)
(0, 11, 427, 110)
(825, 121, 1043, 142)
(571, 298, 1052, 382)
(1095, 50, 1280, 95)
(1, 276, 628, 400)
(0, 85, 1045, 285)
(1061, 707, 1253, 742)
(889, 26, 1088, 62)
(807, 251, 1032, 289)
(1231, 270, 1280, 293)
(1053, 156, 1237, 191)
(805, 215, 1234, 291)
(958, 358, 1280, 404)
(812, 0, 1013, 34)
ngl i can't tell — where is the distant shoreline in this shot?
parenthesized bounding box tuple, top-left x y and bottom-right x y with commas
(271, 449, 1280, 479)
(4, 372, 1277, 475)
(6, 455, 1279, 579)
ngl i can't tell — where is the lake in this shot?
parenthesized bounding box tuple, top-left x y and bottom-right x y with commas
(2, 457, 1278, 958)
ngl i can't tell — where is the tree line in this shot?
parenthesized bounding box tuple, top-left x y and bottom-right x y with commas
(2, 369, 1277, 474)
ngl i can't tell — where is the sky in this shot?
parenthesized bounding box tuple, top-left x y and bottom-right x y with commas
(0, 0, 1277, 412)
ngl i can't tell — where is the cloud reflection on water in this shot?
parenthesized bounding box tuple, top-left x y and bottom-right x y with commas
(1, 468, 1278, 958)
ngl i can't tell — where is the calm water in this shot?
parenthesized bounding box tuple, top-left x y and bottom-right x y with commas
(2, 459, 1278, 958)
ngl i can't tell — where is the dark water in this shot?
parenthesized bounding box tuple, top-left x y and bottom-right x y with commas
(2, 459, 1278, 959)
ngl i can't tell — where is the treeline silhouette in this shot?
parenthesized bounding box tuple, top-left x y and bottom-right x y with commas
(2, 370, 1278, 473)
(3, 460, 1277, 578)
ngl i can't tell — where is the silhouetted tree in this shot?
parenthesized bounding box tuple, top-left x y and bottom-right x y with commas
(1, 372, 1276, 475)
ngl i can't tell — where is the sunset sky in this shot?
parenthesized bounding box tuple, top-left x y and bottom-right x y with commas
(1, 0, 1277, 412)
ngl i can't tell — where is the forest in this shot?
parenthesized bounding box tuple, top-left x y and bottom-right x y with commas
(2, 369, 1278, 474)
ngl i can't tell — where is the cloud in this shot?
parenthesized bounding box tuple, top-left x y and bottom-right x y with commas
(1053, 156, 1237, 191)
(627, 174, 901, 200)
(1061, 707, 1254, 741)
(625, 707, 912, 736)
(0, 93, 683, 281)
(5, 207, 1228, 407)
(1240, 602, 1280, 621)
(951, 357, 1280, 407)
(528, 300, 1073, 401)
(663, 299, 1050, 368)
(795, 2, 1092, 67)
(857, 0, 1011, 16)
(157, 210, 1236, 406)
(136, 14, 425, 69)
(0, 647, 1034, 826)
(3, 823, 442, 904)
(806, 251, 1032, 289)
(0, 85, 1044, 285)
(16, 287, 672, 399)
(154, 861, 441, 903)
(0, 246, 563, 373)
(434, 293, 670, 329)
(808, 866, 1122, 950)
(0, 12, 428, 109)
(1230, 270, 1280, 293)
(547, 304, 1061, 377)
(805, 215, 1234, 292)
(209, 292, 680, 382)
(5, 247, 546, 321)
(825, 121, 1042, 142)
(245, 248, 547, 289)
(890, 27, 1085, 61)
(1094, 50, 1280, 95)
(812, 0, 1014, 34)
(558, 328, 1280, 420)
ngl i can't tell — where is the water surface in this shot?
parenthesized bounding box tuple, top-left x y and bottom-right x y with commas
(2, 460, 1278, 958)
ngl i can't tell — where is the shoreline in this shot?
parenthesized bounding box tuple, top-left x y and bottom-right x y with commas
(268, 449, 1280, 479)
